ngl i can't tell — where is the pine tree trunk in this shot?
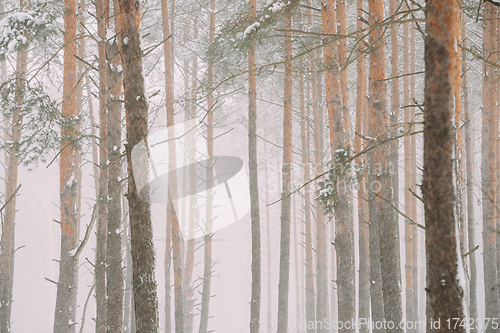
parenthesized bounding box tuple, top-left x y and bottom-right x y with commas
(356, 1, 369, 330)
(198, 0, 216, 331)
(160, 0, 173, 329)
(106, 1, 124, 331)
(402, 1, 416, 329)
(321, 1, 354, 331)
(462, 11, 477, 322)
(53, 0, 79, 329)
(368, 0, 403, 331)
(423, 1, 464, 331)
(95, 0, 109, 329)
(482, 4, 499, 331)
(389, 0, 400, 245)
(119, 0, 160, 328)
(337, 0, 350, 146)
(276, 7, 293, 333)
(0, 18, 27, 333)
(248, 0, 261, 331)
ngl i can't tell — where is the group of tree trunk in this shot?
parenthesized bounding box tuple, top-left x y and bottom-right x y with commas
(1, 0, 500, 332)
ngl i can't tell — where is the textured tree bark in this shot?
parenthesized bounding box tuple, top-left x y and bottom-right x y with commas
(368, 0, 403, 331)
(423, 1, 464, 331)
(462, 10, 477, 322)
(119, 0, 160, 328)
(0, 10, 27, 333)
(95, 0, 109, 329)
(356, 1, 369, 331)
(276, 8, 292, 333)
(482, 4, 499, 331)
(248, 0, 261, 332)
(106, 1, 124, 331)
(321, 0, 354, 331)
(53, 0, 79, 329)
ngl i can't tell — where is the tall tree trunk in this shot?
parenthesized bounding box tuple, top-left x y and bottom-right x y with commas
(356, 1, 369, 331)
(106, 1, 124, 331)
(313, 20, 327, 333)
(423, 1, 464, 331)
(160, 0, 173, 329)
(276, 7, 292, 333)
(0, 5, 28, 331)
(53, 0, 79, 329)
(409, 5, 418, 321)
(402, 1, 416, 329)
(462, 10, 477, 322)
(321, 1, 354, 331)
(119, 0, 160, 328)
(302, 77, 315, 333)
(248, 0, 261, 331)
(95, 0, 109, 329)
(482, 4, 499, 331)
(389, 0, 400, 242)
(368, 0, 403, 331)
(337, 0, 350, 146)
(198, 0, 215, 331)
(123, 197, 133, 333)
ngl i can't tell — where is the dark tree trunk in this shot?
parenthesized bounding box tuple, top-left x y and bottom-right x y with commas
(106, 1, 124, 331)
(119, 0, 160, 328)
(423, 1, 464, 331)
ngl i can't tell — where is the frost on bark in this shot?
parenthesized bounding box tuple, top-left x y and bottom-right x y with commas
(106, 0, 124, 331)
(0, 3, 28, 332)
(368, 0, 402, 331)
(276, 7, 292, 333)
(119, 0, 160, 328)
(423, 1, 464, 331)
(53, 0, 79, 329)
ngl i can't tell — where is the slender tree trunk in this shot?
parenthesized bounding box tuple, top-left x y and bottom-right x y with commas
(356, 1, 369, 330)
(482, 4, 499, 331)
(53, 0, 79, 329)
(337, 0, 350, 146)
(302, 77, 315, 333)
(198, 1, 215, 332)
(402, 1, 416, 329)
(423, 2, 464, 331)
(123, 197, 133, 333)
(106, 1, 124, 331)
(462, 11, 477, 322)
(389, 0, 400, 242)
(262, 143, 273, 332)
(160, 0, 173, 330)
(276, 7, 292, 333)
(248, 0, 261, 331)
(95, 0, 109, 329)
(119, 0, 160, 328)
(409, 5, 418, 321)
(0, 8, 27, 332)
(368, 0, 403, 331)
